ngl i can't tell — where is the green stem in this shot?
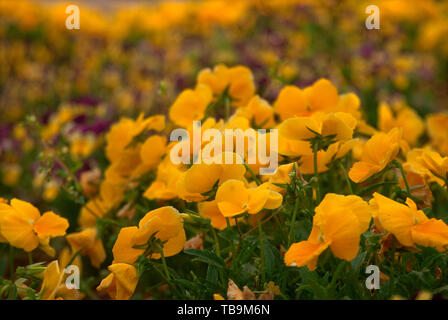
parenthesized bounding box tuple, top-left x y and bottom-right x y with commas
(394, 160, 411, 195)
(244, 163, 261, 185)
(389, 240, 396, 294)
(224, 95, 230, 121)
(159, 246, 171, 281)
(313, 145, 321, 203)
(9, 246, 15, 281)
(28, 252, 33, 265)
(288, 198, 300, 247)
(210, 226, 221, 258)
(338, 161, 354, 194)
(226, 217, 236, 259)
(66, 245, 85, 267)
(257, 214, 266, 284)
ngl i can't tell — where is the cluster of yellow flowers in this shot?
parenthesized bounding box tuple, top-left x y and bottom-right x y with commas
(2, 63, 447, 299)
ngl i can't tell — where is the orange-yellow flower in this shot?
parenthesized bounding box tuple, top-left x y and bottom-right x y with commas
(39, 259, 83, 300)
(197, 64, 255, 107)
(78, 197, 108, 228)
(426, 113, 448, 155)
(0, 197, 9, 242)
(105, 113, 165, 163)
(285, 194, 371, 270)
(97, 263, 138, 300)
(180, 152, 246, 195)
(235, 95, 276, 128)
(144, 157, 184, 200)
(198, 200, 237, 230)
(274, 80, 360, 121)
(403, 148, 448, 186)
(267, 163, 300, 194)
(378, 102, 424, 146)
(66, 228, 106, 269)
(112, 206, 186, 263)
(169, 84, 213, 127)
(303, 78, 339, 113)
(0, 199, 68, 253)
(39, 260, 66, 300)
(215, 180, 282, 217)
(298, 139, 358, 175)
(278, 112, 357, 157)
(370, 193, 448, 250)
(349, 128, 402, 183)
(273, 85, 308, 120)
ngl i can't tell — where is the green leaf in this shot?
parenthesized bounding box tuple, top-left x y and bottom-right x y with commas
(184, 249, 227, 270)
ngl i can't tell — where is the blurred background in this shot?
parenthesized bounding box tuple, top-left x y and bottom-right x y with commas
(0, 0, 447, 225)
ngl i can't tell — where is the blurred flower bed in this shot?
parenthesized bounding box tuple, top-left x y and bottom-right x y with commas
(0, 0, 447, 300)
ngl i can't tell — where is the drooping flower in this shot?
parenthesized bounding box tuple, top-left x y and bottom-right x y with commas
(78, 197, 108, 228)
(235, 95, 276, 128)
(39, 260, 66, 300)
(112, 206, 186, 263)
(0, 199, 68, 253)
(105, 113, 165, 163)
(403, 148, 448, 187)
(39, 259, 83, 300)
(144, 157, 184, 200)
(66, 228, 106, 269)
(97, 263, 139, 300)
(349, 128, 402, 183)
(285, 194, 371, 270)
(198, 200, 237, 230)
(370, 193, 448, 250)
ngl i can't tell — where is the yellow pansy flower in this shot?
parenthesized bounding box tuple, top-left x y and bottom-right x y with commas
(235, 95, 276, 128)
(298, 139, 358, 174)
(349, 128, 402, 183)
(215, 180, 282, 217)
(112, 206, 186, 263)
(40, 259, 84, 300)
(378, 102, 424, 146)
(39, 260, 66, 300)
(0, 197, 9, 242)
(278, 112, 357, 157)
(97, 263, 139, 300)
(404, 148, 448, 186)
(144, 157, 184, 200)
(78, 197, 108, 228)
(105, 113, 165, 163)
(303, 78, 339, 113)
(285, 193, 371, 270)
(273, 85, 308, 120)
(197, 64, 255, 107)
(0, 198, 68, 253)
(370, 193, 448, 250)
(426, 113, 448, 155)
(181, 152, 246, 195)
(169, 84, 213, 127)
(198, 200, 237, 230)
(66, 228, 106, 269)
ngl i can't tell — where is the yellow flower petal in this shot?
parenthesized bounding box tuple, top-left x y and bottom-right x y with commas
(34, 211, 69, 238)
(113, 227, 143, 264)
